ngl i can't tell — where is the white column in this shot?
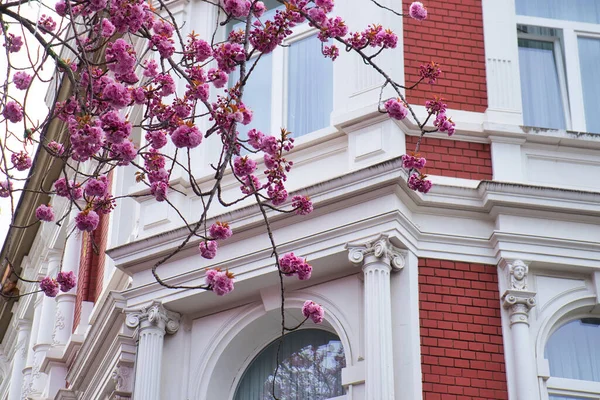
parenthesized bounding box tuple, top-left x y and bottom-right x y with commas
(501, 259, 538, 400)
(126, 301, 180, 400)
(30, 255, 60, 396)
(22, 290, 44, 399)
(347, 234, 406, 400)
(8, 320, 31, 400)
(53, 228, 81, 346)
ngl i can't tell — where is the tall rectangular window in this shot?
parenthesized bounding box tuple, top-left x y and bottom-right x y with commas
(577, 37, 600, 134)
(516, 0, 600, 24)
(518, 38, 567, 129)
(287, 35, 333, 138)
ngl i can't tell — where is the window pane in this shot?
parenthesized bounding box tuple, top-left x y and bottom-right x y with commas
(516, 0, 600, 24)
(545, 319, 600, 382)
(578, 37, 600, 133)
(550, 396, 599, 400)
(234, 329, 346, 400)
(287, 35, 333, 138)
(518, 39, 566, 129)
(230, 54, 273, 139)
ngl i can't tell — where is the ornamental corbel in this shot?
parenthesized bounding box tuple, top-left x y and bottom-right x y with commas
(125, 301, 180, 335)
(346, 234, 407, 271)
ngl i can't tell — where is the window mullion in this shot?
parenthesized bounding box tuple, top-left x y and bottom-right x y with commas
(562, 29, 586, 132)
(271, 46, 285, 135)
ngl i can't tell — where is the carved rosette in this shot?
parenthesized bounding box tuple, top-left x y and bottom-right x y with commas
(125, 301, 180, 335)
(346, 234, 407, 271)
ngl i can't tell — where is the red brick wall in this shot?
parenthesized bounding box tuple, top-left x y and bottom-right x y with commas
(403, 0, 487, 112)
(419, 258, 508, 400)
(406, 136, 492, 180)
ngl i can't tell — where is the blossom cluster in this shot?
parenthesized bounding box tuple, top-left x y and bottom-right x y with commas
(279, 253, 312, 281)
(205, 269, 235, 296)
(40, 271, 77, 297)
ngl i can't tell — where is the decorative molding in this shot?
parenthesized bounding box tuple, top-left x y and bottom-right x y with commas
(346, 234, 407, 271)
(111, 365, 133, 393)
(502, 290, 536, 326)
(125, 301, 180, 335)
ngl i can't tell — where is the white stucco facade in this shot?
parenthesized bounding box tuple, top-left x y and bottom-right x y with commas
(0, 0, 600, 399)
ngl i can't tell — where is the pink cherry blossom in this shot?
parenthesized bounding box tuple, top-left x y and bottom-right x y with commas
(38, 15, 57, 33)
(279, 252, 312, 280)
(35, 204, 55, 222)
(401, 154, 426, 170)
(199, 240, 218, 259)
(4, 34, 23, 53)
(75, 210, 100, 232)
(207, 68, 228, 88)
(0, 180, 12, 198)
(54, 178, 83, 200)
(40, 277, 60, 297)
(205, 269, 235, 296)
(57, 271, 77, 292)
(408, 173, 432, 193)
(302, 300, 324, 323)
(3, 101, 23, 123)
(145, 130, 168, 149)
(47, 141, 65, 156)
(171, 124, 203, 149)
(384, 98, 408, 120)
(291, 195, 313, 215)
(85, 176, 109, 197)
(253, 1, 266, 17)
(13, 72, 32, 90)
(409, 1, 427, 20)
(233, 156, 257, 177)
(224, 0, 250, 17)
(209, 222, 232, 240)
(151, 181, 168, 202)
(101, 19, 116, 37)
(11, 151, 32, 171)
(419, 61, 441, 84)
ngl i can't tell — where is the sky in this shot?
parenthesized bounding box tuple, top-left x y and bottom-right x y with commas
(0, 1, 55, 245)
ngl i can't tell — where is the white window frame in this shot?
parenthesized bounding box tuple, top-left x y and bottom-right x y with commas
(227, 10, 333, 139)
(516, 14, 600, 133)
(541, 316, 600, 400)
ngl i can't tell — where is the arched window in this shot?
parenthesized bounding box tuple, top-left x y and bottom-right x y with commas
(234, 329, 346, 400)
(544, 318, 600, 400)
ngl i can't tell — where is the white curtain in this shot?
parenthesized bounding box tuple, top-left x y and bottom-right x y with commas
(234, 329, 345, 400)
(516, 0, 600, 24)
(287, 35, 333, 138)
(229, 53, 273, 140)
(545, 319, 600, 382)
(518, 39, 566, 129)
(578, 37, 600, 134)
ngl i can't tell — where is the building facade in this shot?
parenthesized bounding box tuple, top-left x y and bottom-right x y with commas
(0, 0, 599, 399)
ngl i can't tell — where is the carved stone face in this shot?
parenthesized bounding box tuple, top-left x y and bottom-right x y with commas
(513, 265, 526, 280)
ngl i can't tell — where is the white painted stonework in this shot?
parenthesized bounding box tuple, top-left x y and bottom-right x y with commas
(0, 1, 600, 400)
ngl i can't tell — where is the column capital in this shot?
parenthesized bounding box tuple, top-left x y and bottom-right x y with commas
(502, 290, 536, 325)
(125, 301, 180, 335)
(15, 319, 32, 332)
(346, 234, 407, 271)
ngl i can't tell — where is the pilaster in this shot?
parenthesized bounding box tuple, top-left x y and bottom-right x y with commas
(346, 234, 406, 400)
(500, 259, 539, 400)
(8, 320, 31, 400)
(125, 301, 180, 400)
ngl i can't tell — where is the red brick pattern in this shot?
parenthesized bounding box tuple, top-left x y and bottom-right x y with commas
(406, 136, 492, 180)
(73, 175, 112, 331)
(419, 259, 508, 400)
(403, 0, 487, 112)
(73, 213, 109, 332)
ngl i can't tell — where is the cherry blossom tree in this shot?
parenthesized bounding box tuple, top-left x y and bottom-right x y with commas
(0, 0, 453, 396)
